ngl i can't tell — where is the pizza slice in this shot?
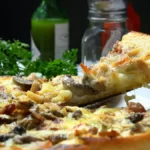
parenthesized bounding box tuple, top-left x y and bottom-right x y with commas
(62, 31, 150, 105)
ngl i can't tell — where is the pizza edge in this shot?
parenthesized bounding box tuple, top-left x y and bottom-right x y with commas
(50, 131, 150, 150)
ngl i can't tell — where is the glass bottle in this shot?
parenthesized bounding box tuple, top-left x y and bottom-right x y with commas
(31, 0, 69, 61)
(81, 0, 128, 67)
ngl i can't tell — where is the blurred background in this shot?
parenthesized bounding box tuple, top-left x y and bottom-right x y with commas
(0, 0, 150, 62)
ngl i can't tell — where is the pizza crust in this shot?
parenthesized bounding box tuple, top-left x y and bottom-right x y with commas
(50, 144, 89, 150)
(82, 132, 150, 150)
(50, 132, 150, 150)
(0, 140, 52, 150)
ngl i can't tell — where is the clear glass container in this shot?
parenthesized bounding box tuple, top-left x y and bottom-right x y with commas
(82, 0, 128, 67)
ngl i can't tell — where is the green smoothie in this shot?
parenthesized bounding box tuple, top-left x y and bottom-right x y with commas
(31, 18, 68, 61)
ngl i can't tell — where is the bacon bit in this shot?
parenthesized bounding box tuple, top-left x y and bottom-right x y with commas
(113, 41, 123, 54)
(99, 130, 119, 138)
(80, 63, 91, 75)
(89, 127, 98, 135)
(128, 102, 146, 113)
(75, 128, 89, 136)
(4, 104, 16, 115)
(113, 57, 130, 67)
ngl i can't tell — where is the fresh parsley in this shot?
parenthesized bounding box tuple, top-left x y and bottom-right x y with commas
(0, 40, 78, 78)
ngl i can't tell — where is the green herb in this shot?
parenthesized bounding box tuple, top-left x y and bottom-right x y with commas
(0, 40, 78, 78)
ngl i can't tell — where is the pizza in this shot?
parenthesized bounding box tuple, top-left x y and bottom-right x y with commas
(0, 31, 150, 150)
(0, 75, 150, 150)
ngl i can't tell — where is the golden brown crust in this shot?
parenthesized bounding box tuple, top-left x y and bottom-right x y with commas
(82, 132, 150, 150)
(49, 144, 89, 150)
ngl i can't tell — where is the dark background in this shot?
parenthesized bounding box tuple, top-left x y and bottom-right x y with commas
(0, 0, 150, 62)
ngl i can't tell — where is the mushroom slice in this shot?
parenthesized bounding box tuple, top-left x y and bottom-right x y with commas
(13, 76, 33, 91)
(14, 135, 42, 144)
(62, 75, 96, 96)
(61, 75, 103, 106)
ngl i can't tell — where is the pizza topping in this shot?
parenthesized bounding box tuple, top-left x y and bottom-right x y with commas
(0, 92, 12, 100)
(72, 110, 82, 120)
(3, 104, 16, 115)
(89, 127, 98, 135)
(0, 134, 14, 142)
(99, 130, 119, 138)
(18, 115, 43, 130)
(128, 102, 146, 113)
(39, 106, 63, 119)
(30, 110, 45, 122)
(13, 135, 42, 144)
(30, 80, 42, 93)
(0, 114, 16, 124)
(11, 126, 26, 135)
(50, 110, 64, 118)
(113, 41, 123, 54)
(128, 113, 144, 123)
(50, 134, 67, 144)
(13, 76, 33, 91)
(41, 112, 58, 121)
(62, 75, 96, 96)
(131, 123, 144, 133)
(53, 118, 63, 124)
(82, 74, 106, 92)
(17, 100, 34, 110)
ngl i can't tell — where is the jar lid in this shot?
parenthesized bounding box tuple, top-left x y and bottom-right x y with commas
(88, 0, 127, 21)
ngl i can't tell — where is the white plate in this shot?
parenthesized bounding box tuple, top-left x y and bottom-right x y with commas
(108, 87, 150, 109)
(105, 87, 150, 109)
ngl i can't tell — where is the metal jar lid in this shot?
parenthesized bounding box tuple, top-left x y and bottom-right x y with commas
(88, 0, 127, 21)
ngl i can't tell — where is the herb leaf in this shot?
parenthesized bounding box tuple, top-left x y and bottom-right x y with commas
(0, 40, 78, 78)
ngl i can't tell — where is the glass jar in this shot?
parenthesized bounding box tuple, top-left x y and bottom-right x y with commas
(31, 0, 69, 61)
(81, 0, 128, 67)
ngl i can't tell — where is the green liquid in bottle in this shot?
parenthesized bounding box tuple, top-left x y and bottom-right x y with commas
(31, 18, 68, 60)
(31, 0, 69, 61)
